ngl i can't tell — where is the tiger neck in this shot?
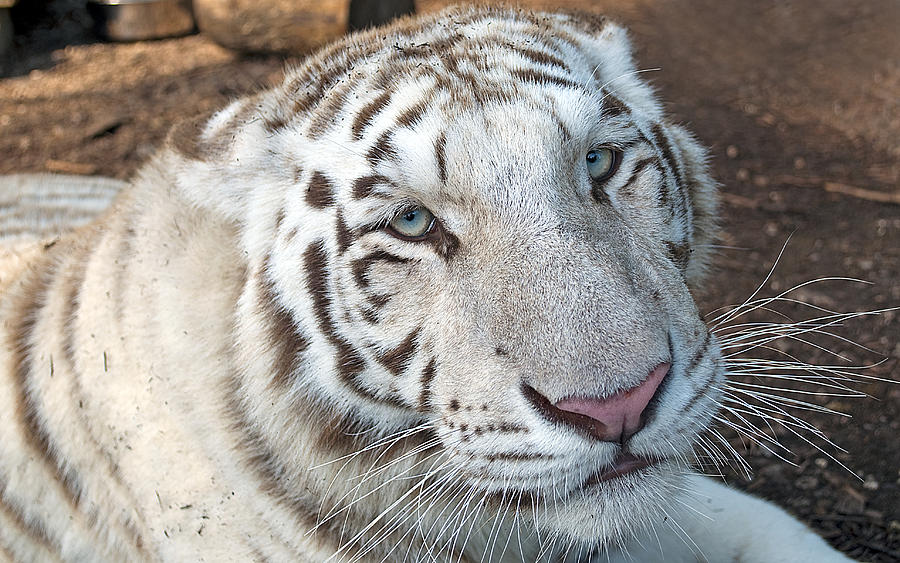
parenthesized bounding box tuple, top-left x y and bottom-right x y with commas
(227, 287, 547, 560)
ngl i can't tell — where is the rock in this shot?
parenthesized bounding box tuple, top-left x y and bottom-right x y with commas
(193, 0, 347, 54)
(86, 0, 195, 42)
(193, 0, 415, 55)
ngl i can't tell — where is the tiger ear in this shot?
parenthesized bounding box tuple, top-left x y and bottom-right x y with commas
(559, 11, 664, 122)
(165, 101, 254, 221)
(165, 93, 294, 221)
(666, 123, 721, 288)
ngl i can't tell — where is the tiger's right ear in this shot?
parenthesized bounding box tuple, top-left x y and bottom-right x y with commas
(165, 92, 295, 221)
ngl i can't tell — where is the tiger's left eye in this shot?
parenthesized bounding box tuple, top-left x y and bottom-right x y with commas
(387, 206, 435, 240)
(586, 148, 621, 182)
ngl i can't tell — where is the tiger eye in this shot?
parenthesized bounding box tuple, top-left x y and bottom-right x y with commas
(586, 148, 622, 182)
(387, 206, 435, 240)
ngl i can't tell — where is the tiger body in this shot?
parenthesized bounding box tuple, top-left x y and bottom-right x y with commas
(0, 7, 853, 562)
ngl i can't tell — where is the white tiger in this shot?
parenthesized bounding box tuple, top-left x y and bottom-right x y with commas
(0, 6, 857, 562)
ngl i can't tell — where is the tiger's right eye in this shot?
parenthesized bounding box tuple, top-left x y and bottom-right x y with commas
(387, 206, 435, 240)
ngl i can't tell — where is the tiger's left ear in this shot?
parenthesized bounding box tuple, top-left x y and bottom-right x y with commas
(558, 11, 665, 122)
(666, 123, 721, 289)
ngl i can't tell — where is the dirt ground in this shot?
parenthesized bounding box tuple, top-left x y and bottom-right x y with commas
(2, 0, 898, 560)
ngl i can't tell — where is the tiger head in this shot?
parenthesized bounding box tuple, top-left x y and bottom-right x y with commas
(168, 5, 722, 554)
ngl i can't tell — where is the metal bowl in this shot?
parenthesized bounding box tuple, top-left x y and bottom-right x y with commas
(87, 0, 195, 42)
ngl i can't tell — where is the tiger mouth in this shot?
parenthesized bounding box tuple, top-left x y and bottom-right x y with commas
(584, 452, 659, 487)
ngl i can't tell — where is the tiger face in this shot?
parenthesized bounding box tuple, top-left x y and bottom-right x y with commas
(172, 6, 722, 553)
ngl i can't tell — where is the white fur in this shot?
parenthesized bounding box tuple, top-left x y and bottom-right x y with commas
(0, 7, 858, 562)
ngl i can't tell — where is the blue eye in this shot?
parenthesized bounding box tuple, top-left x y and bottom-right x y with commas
(586, 148, 621, 182)
(387, 206, 435, 239)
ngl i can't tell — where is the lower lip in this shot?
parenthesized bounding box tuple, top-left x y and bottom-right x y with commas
(595, 452, 656, 483)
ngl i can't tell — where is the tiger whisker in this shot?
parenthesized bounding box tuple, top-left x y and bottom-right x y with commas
(335, 456, 463, 562)
(720, 395, 837, 448)
(382, 463, 476, 562)
(712, 413, 796, 465)
(727, 356, 889, 380)
(709, 290, 855, 327)
(314, 441, 447, 533)
(723, 386, 852, 418)
(726, 380, 865, 398)
(705, 427, 754, 478)
(718, 312, 889, 361)
(726, 370, 860, 394)
(360, 462, 464, 562)
(717, 309, 886, 348)
(309, 422, 435, 470)
(315, 426, 438, 521)
(411, 477, 475, 561)
(492, 486, 525, 563)
(708, 235, 795, 329)
(657, 502, 707, 563)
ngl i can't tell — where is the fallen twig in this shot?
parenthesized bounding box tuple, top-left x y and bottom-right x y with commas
(823, 182, 900, 205)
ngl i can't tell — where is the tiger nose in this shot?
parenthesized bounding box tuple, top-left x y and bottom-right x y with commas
(524, 362, 670, 444)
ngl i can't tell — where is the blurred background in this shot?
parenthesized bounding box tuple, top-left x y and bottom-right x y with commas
(1, 1, 898, 560)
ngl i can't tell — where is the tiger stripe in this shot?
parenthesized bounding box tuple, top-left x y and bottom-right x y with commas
(112, 221, 136, 326)
(333, 210, 355, 254)
(666, 240, 692, 270)
(513, 46, 570, 72)
(512, 68, 582, 91)
(396, 98, 431, 129)
(434, 131, 448, 185)
(304, 241, 407, 409)
(304, 241, 361, 384)
(600, 92, 631, 117)
(306, 171, 336, 209)
(651, 123, 686, 192)
(350, 250, 411, 290)
(306, 79, 357, 139)
(366, 130, 399, 165)
(351, 90, 394, 141)
(351, 174, 391, 200)
(417, 358, 437, 411)
(0, 475, 60, 558)
(10, 259, 86, 511)
(60, 237, 150, 555)
(255, 258, 310, 390)
(677, 333, 718, 417)
(619, 157, 663, 199)
(376, 328, 420, 376)
(222, 376, 326, 548)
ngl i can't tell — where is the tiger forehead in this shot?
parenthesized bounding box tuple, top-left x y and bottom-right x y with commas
(287, 9, 598, 89)
(273, 9, 623, 138)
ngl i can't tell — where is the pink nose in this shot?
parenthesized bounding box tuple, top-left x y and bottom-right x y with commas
(555, 362, 670, 443)
(524, 362, 670, 444)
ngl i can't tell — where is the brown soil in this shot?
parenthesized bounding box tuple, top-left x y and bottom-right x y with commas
(2, 0, 898, 560)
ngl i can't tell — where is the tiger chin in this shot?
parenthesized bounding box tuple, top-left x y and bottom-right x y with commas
(0, 6, 856, 563)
